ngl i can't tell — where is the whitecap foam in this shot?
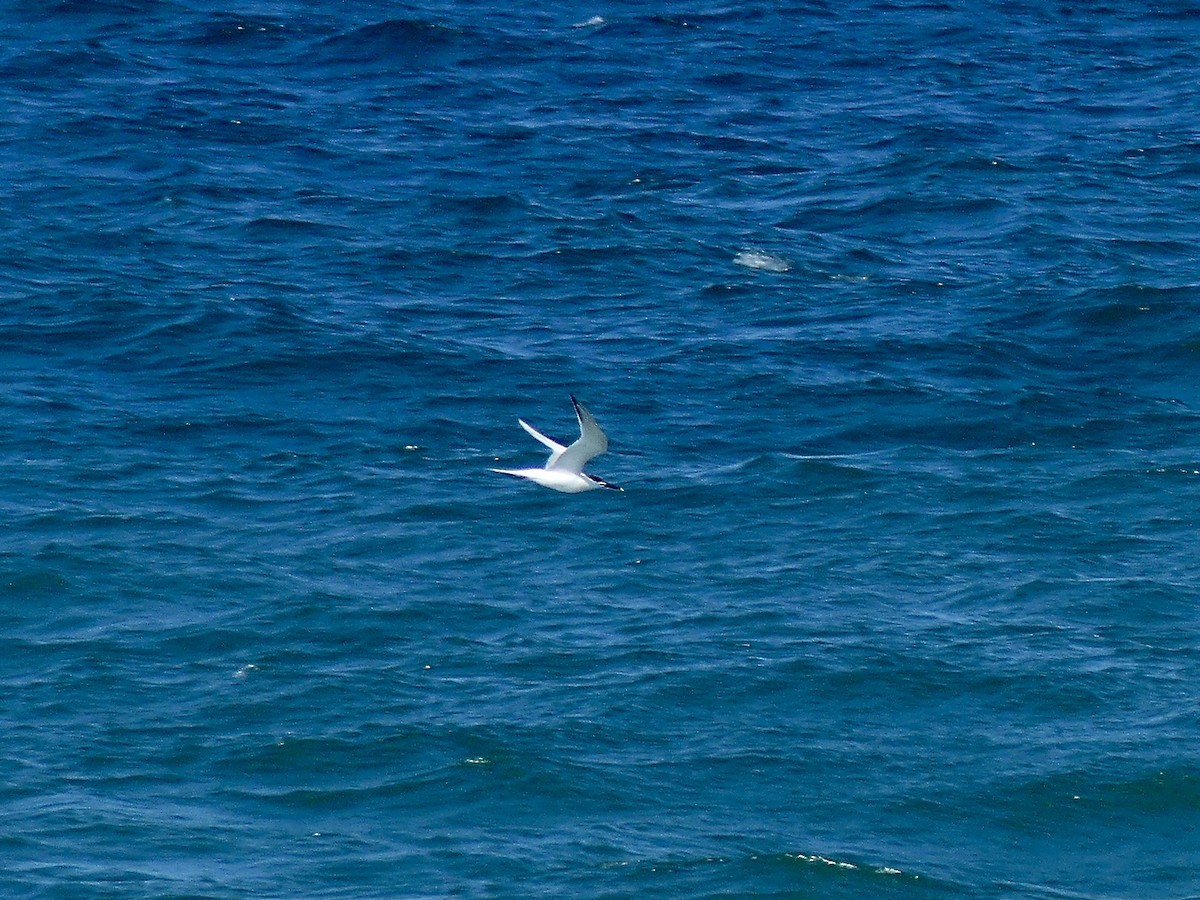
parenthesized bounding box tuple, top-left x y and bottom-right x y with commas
(733, 249, 790, 272)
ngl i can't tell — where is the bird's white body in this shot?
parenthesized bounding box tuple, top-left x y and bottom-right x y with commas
(492, 396, 622, 493)
(490, 466, 607, 493)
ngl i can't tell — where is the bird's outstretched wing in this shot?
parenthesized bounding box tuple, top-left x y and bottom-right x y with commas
(552, 395, 609, 474)
(519, 419, 568, 468)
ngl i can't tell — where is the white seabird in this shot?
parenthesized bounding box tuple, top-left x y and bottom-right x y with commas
(492, 395, 623, 493)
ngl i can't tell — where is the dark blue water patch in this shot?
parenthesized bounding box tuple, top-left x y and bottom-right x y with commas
(313, 18, 467, 69)
(176, 11, 294, 52)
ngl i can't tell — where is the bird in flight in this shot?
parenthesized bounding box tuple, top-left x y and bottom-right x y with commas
(492, 395, 623, 493)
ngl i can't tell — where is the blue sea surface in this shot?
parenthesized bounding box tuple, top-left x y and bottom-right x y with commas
(3, 1, 1200, 897)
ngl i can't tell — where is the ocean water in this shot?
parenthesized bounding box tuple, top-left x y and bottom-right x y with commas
(3, 1, 1200, 896)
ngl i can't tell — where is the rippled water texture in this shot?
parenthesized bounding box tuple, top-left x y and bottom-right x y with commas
(3, 1, 1200, 897)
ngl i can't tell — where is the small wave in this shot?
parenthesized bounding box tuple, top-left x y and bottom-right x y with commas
(240, 216, 345, 237)
(315, 18, 460, 65)
(179, 14, 288, 48)
(785, 852, 913, 880)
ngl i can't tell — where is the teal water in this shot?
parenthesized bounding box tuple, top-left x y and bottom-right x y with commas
(3, 2, 1200, 897)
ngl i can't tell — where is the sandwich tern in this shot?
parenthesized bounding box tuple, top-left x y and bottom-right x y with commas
(492, 395, 623, 493)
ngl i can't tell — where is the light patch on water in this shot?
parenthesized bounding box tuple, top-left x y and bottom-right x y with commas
(734, 249, 790, 272)
(786, 853, 856, 869)
(787, 854, 906, 877)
